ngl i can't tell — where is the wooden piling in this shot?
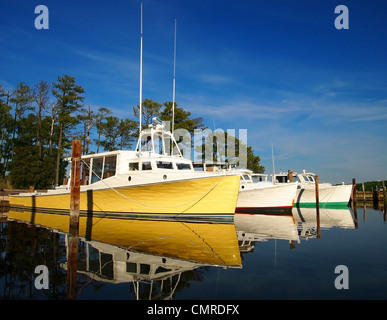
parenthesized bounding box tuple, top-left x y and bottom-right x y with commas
(69, 139, 81, 230)
(288, 170, 293, 182)
(315, 175, 321, 238)
(352, 178, 357, 208)
(362, 182, 366, 203)
(351, 178, 358, 219)
(67, 139, 81, 299)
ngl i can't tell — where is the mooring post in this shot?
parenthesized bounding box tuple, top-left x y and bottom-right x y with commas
(352, 178, 357, 208)
(67, 139, 81, 299)
(70, 139, 81, 230)
(362, 182, 366, 203)
(288, 170, 293, 182)
(315, 175, 321, 238)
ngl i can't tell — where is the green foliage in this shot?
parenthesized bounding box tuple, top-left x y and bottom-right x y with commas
(133, 98, 162, 129)
(52, 74, 85, 125)
(356, 180, 387, 192)
(247, 146, 265, 173)
(160, 101, 205, 133)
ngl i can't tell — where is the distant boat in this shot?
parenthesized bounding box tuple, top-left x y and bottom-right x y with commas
(273, 170, 352, 208)
(235, 212, 299, 252)
(232, 169, 298, 214)
(292, 207, 356, 240)
(194, 164, 298, 215)
(9, 121, 240, 223)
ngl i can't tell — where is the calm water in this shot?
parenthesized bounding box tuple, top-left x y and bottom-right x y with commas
(1, 205, 386, 300)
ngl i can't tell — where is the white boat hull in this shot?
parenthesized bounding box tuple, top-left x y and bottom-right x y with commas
(295, 184, 352, 208)
(236, 182, 298, 214)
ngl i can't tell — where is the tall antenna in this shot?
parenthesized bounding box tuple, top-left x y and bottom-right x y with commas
(271, 143, 276, 184)
(172, 18, 177, 134)
(139, 3, 143, 134)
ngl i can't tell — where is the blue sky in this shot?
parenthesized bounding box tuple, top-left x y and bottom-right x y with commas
(1, 0, 387, 184)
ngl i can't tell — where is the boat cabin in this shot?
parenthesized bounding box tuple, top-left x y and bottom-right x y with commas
(67, 121, 194, 187)
(273, 170, 316, 184)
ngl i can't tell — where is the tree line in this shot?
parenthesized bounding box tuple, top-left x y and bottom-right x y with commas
(0, 74, 264, 190)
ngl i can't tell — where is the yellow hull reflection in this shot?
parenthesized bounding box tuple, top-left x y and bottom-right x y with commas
(8, 210, 242, 267)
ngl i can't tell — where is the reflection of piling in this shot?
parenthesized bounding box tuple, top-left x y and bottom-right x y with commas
(362, 182, 367, 221)
(383, 181, 387, 219)
(315, 175, 321, 239)
(352, 178, 357, 219)
(67, 139, 81, 300)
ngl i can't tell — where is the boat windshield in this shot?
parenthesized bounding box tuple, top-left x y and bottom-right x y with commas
(80, 155, 117, 185)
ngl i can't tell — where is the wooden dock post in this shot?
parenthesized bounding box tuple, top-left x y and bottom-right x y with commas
(67, 139, 81, 299)
(288, 170, 293, 182)
(362, 182, 366, 203)
(69, 139, 81, 230)
(351, 178, 358, 220)
(362, 182, 367, 219)
(352, 178, 357, 208)
(315, 175, 321, 238)
(70, 140, 82, 229)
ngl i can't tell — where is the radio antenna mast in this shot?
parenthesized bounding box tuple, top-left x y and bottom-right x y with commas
(172, 19, 177, 134)
(139, 3, 143, 134)
(271, 143, 276, 184)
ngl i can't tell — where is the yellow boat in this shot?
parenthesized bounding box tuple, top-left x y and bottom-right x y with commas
(9, 122, 240, 223)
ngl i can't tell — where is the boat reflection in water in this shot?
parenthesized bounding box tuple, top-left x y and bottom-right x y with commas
(234, 206, 355, 252)
(7, 210, 241, 300)
(234, 212, 300, 252)
(292, 207, 356, 240)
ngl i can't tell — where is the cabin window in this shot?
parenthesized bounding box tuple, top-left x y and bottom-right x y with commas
(91, 157, 103, 183)
(140, 135, 152, 151)
(142, 162, 152, 170)
(252, 175, 263, 183)
(155, 266, 171, 274)
(103, 155, 116, 179)
(81, 158, 91, 185)
(243, 175, 251, 182)
(156, 161, 173, 169)
(139, 264, 150, 275)
(276, 176, 287, 183)
(87, 245, 102, 273)
(176, 163, 191, 170)
(126, 262, 137, 273)
(100, 253, 114, 278)
(129, 162, 139, 171)
(293, 176, 301, 183)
